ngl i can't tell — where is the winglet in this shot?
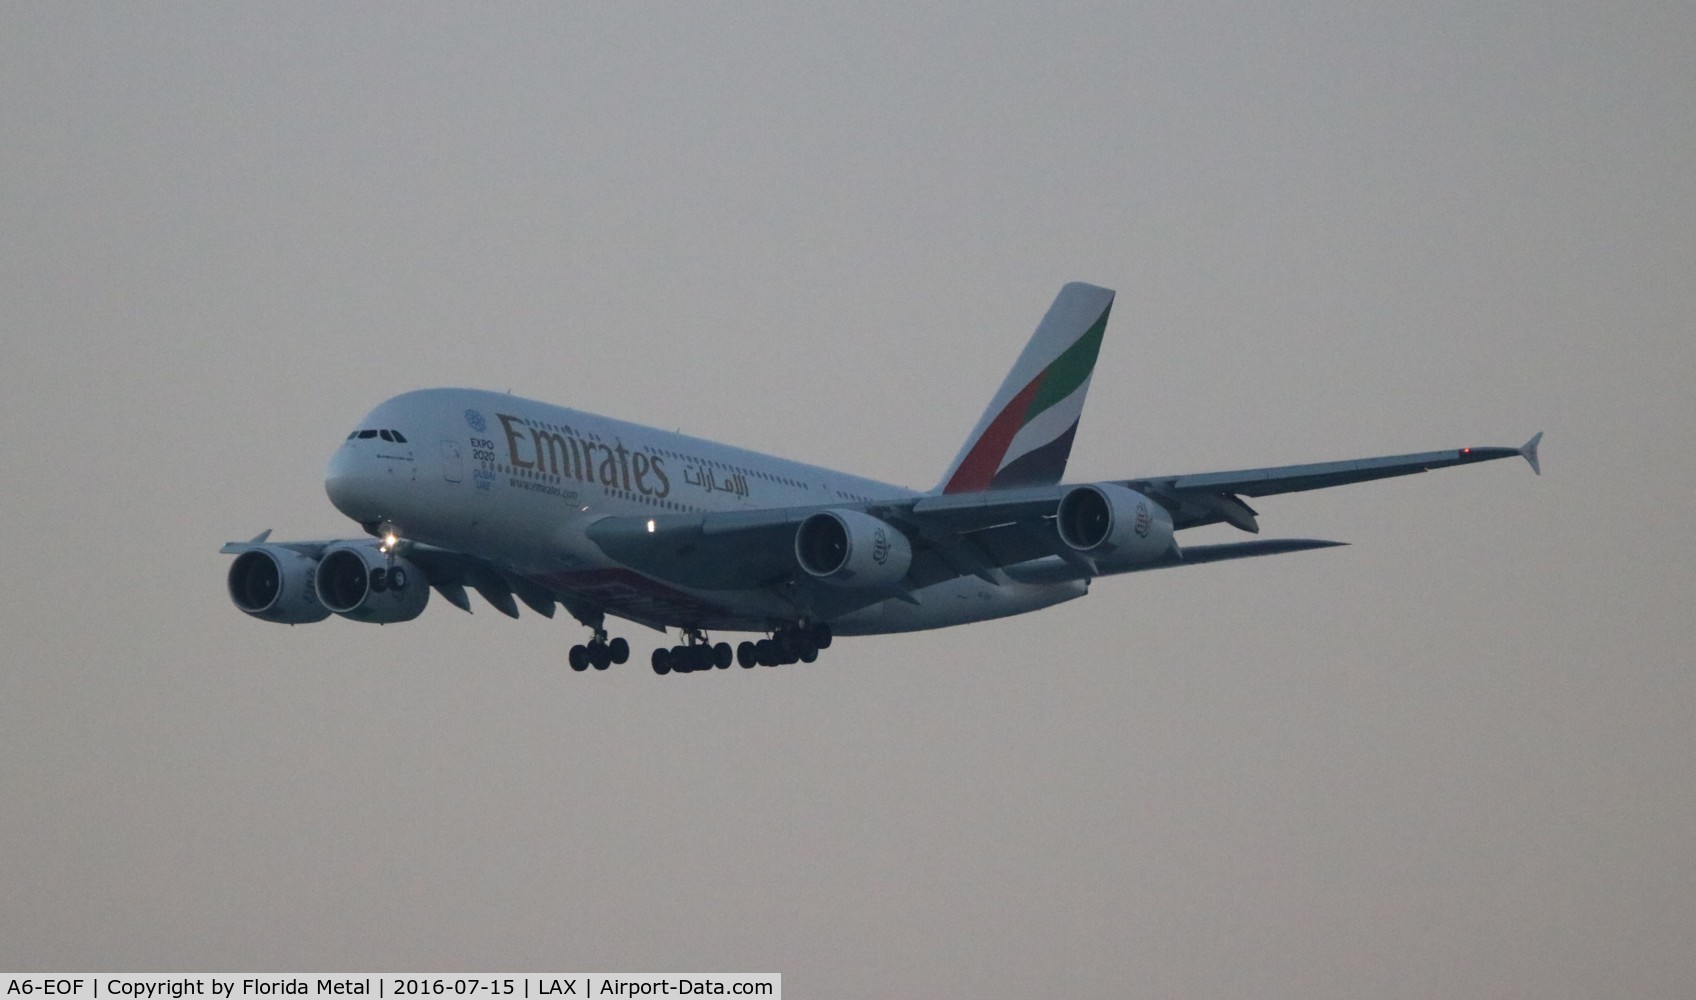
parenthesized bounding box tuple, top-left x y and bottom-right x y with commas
(1519, 432, 1543, 475)
(248, 529, 272, 544)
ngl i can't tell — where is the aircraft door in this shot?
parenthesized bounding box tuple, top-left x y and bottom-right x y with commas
(441, 440, 463, 483)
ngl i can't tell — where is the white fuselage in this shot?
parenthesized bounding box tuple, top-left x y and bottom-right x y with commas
(323, 388, 1087, 635)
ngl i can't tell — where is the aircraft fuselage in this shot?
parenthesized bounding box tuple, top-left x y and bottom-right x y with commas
(324, 387, 1085, 635)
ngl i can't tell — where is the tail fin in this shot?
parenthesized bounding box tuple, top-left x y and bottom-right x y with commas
(936, 282, 1115, 494)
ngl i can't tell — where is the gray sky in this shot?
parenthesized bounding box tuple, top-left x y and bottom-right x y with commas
(3, 2, 1693, 995)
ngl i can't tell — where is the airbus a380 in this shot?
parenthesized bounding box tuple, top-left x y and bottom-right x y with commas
(223, 283, 1541, 674)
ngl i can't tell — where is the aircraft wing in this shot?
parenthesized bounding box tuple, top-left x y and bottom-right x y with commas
(220, 531, 609, 625)
(585, 433, 1541, 593)
(1122, 432, 1543, 532)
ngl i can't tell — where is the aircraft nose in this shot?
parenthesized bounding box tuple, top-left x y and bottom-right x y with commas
(324, 444, 382, 521)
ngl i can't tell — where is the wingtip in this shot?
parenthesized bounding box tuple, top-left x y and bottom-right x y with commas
(1520, 431, 1543, 475)
(1061, 280, 1116, 297)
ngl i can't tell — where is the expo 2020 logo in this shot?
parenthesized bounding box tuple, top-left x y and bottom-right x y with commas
(464, 409, 486, 433)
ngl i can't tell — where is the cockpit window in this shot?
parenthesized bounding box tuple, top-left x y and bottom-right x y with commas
(347, 431, 358, 440)
(351, 428, 408, 442)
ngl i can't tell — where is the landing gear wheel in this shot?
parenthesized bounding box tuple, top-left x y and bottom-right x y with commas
(609, 637, 630, 664)
(799, 642, 819, 664)
(651, 647, 671, 675)
(810, 623, 833, 650)
(713, 642, 733, 669)
(771, 632, 802, 665)
(737, 641, 757, 668)
(569, 645, 590, 672)
(591, 643, 612, 670)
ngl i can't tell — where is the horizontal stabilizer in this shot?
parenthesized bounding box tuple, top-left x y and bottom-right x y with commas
(1099, 537, 1346, 576)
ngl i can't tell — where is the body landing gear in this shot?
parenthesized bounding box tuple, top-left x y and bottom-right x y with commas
(652, 629, 733, 675)
(569, 630, 629, 672)
(737, 622, 832, 668)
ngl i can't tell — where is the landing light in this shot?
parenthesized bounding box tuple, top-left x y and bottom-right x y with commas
(647, 518, 656, 534)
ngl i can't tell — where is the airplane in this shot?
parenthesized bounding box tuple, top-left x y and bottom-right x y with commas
(223, 282, 1541, 674)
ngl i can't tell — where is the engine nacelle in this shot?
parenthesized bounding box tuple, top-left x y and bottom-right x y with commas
(314, 541, 430, 624)
(228, 545, 332, 624)
(795, 509, 912, 588)
(1056, 484, 1175, 563)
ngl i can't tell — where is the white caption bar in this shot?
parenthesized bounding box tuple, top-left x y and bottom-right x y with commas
(1, 978, 778, 1000)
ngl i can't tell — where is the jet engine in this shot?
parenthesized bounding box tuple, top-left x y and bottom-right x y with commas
(227, 545, 331, 624)
(795, 509, 912, 588)
(1056, 484, 1175, 563)
(314, 540, 430, 623)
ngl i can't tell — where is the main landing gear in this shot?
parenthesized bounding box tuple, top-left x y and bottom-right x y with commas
(573, 621, 836, 675)
(651, 629, 732, 674)
(649, 622, 833, 674)
(569, 629, 629, 672)
(736, 622, 832, 668)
